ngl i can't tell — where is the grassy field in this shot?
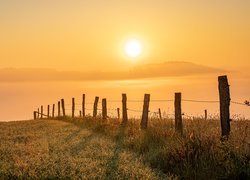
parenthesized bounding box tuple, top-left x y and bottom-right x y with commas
(0, 117, 249, 179)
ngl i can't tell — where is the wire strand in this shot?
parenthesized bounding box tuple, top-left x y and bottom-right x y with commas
(183, 99, 219, 103)
(231, 101, 250, 106)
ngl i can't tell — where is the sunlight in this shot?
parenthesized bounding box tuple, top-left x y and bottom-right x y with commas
(124, 39, 142, 58)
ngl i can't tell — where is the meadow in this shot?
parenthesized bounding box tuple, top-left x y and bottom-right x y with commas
(0, 117, 249, 179)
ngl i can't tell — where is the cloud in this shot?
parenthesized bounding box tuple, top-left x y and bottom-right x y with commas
(0, 61, 226, 82)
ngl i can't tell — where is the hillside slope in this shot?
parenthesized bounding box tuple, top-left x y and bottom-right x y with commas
(0, 120, 167, 179)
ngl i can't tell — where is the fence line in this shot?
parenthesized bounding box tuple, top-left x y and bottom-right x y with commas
(33, 75, 249, 140)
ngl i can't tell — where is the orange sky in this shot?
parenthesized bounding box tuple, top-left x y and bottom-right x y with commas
(0, 0, 249, 72)
(0, 1, 250, 121)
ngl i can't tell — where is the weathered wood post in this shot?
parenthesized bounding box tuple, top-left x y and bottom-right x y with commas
(82, 94, 85, 118)
(61, 99, 66, 117)
(141, 94, 150, 129)
(117, 108, 120, 119)
(122, 94, 128, 124)
(58, 101, 61, 117)
(38, 108, 40, 118)
(52, 104, 55, 118)
(93, 96, 99, 118)
(205, 109, 208, 120)
(158, 108, 162, 120)
(175, 93, 183, 135)
(102, 98, 107, 120)
(33, 111, 37, 120)
(41, 105, 43, 119)
(47, 105, 50, 119)
(72, 98, 75, 118)
(79, 111, 82, 117)
(218, 75, 231, 139)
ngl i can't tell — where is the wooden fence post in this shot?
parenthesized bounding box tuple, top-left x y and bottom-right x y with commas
(175, 93, 183, 135)
(58, 101, 61, 117)
(80, 111, 82, 117)
(52, 104, 55, 118)
(141, 94, 150, 129)
(33, 111, 37, 120)
(47, 105, 50, 119)
(205, 109, 208, 120)
(158, 108, 162, 120)
(72, 98, 75, 118)
(93, 96, 99, 118)
(38, 108, 40, 118)
(117, 108, 120, 119)
(218, 75, 231, 139)
(122, 94, 128, 124)
(61, 99, 66, 117)
(82, 94, 85, 118)
(41, 105, 43, 119)
(102, 98, 107, 120)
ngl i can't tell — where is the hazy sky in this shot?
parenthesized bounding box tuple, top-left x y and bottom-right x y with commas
(0, 0, 249, 71)
(0, 1, 250, 121)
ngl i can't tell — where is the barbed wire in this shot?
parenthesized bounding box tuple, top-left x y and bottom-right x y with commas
(128, 100, 144, 102)
(231, 101, 250, 107)
(127, 108, 142, 112)
(64, 100, 250, 108)
(108, 100, 121, 102)
(37, 97, 250, 119)
(182, 99, 219, 103)
(107, 108, 118, 111)
(151, 99, 173, 102)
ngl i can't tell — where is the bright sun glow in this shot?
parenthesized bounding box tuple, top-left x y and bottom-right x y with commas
(124, 39, 142, 58)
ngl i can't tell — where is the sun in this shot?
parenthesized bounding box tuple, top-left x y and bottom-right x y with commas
(124, 39, 142, 58)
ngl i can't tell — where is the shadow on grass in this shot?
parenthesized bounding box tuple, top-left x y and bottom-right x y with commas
(104, 125, 126, 180)
(64, 129, 82, 142)
(70, 133, 96, 155)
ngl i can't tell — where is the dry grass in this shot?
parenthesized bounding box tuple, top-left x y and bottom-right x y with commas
(0, 117, 249, 179)
(0, 119, 168, 179)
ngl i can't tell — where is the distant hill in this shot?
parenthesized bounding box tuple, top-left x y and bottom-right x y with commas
(0, 61, 226, 82)
(130, 61, 226, 78)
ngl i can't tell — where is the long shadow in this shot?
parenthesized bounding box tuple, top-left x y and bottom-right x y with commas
(70, 133, 96, 155)
(64, 129, 82, 142)
(104, 125, 126, 180)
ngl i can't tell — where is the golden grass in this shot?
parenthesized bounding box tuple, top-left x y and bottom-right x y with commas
(0, 119, 169, 179)
(0, 117, 249, 179)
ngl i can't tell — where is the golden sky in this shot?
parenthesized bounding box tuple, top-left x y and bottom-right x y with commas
(0, 0, 249, 72)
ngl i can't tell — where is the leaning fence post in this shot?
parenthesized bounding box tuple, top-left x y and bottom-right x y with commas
(82, 94, 85, 118)
(158, 108, 162, 120)
(61, 99, 66, 117)
(33, 111, 37, 120)
(141, 94, 150, 129)
(102, 98, 107, 120)
(41, 105, 43, 119)
(218, 75, 231, 139)
(175, 93, 183, 135)
(47, 105, 50, 119)
(204, 109, 208, 120)
(117, 108, 120, 119)
(122, 94, 128, 124)
(52, 104, 55, 118)
(72, 98, 75, 118)
(93, 96, 99, 118)
(58, 101, 61, 117)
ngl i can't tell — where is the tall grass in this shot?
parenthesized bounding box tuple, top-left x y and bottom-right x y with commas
(0, 116, 249, 179)
(60, 115, 250, 179)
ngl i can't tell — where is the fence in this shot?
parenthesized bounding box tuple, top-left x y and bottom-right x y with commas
(33, 75, 249, 139)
